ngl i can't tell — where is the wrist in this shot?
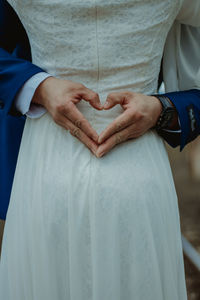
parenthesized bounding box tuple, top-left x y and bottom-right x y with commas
(150, 96, 163, 126)
(152, 95, 179, 131)
(32, 76, 54, 107)
(165, 99, 179, 130)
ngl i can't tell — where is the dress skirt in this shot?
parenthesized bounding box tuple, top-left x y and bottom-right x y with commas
(0, 100, 187, 299)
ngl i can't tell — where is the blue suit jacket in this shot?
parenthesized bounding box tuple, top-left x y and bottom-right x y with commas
(0, 0, 200, 220)
(0, 0, 43, 220)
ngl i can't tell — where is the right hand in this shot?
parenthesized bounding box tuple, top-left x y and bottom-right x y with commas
(32, 77, 103, 155)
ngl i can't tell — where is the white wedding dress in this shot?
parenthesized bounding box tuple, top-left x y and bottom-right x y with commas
(0, 0, 188, 299)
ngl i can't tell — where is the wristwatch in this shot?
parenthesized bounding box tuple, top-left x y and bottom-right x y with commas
(153, 95, 176, 131)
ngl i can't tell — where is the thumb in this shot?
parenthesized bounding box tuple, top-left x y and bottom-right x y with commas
(81, 89, 103, 110)
(104, 92, 122, 109)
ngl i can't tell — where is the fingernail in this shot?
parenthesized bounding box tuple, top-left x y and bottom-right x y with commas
(95, 102, 103, 110)
(92, 149, 97, 155)
(97, 137, 102, 144)
(96, 150, 105, 158)
(99, 152, 105, 157)
(104, 102, 109, 108)
(92, 146, 97, 154)
(93, 134, 99, 142)
(99, 139, 105, 145)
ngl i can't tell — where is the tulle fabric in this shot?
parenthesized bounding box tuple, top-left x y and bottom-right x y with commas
(0, 107, 187, 299)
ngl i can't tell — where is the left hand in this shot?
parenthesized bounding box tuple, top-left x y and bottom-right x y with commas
(96, 91, 162, 158)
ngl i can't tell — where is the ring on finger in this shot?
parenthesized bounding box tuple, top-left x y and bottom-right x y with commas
(72, 128, 81, 138)
(115, 133, 123, 144)
(74, 119, 82, 128)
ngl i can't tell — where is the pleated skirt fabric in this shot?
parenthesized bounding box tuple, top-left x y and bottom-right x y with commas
(0, 109, 187, 300)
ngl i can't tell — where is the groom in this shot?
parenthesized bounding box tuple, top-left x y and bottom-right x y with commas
(1, 0, 200, 220)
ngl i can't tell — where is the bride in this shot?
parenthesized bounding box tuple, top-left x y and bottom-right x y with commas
(1, 0, 199, 299)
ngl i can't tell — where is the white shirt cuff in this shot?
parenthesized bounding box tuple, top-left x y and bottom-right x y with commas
(14, 72, 51, 119)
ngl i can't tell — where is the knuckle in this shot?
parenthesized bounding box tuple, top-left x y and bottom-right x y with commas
(87, 91, 99, 102)
(56, 103, 66, 114)
(115, 123, 122, 132)
(125, 128, 132, 139)
(131, 110, 142, 121)
(115, 133, 124, 144)
(92, 92, 99, 99)
(53, 116, 69, 131)
(63, 106, 71, 115)
(134, 112, 143, 121)
(129, 109, 135, 116)
(63, 103, 73, 115)
(115, 120, 126, 131)
(86, 141, 94, 150)
(107, 93, 115, 100)
(74, 119, 82, 128)
(128, 110, 134, 118)
(71, 127, 81, 138)
(74, 118, 85, 128)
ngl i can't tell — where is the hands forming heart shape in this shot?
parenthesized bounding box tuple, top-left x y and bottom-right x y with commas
(32, 77, 163, 158)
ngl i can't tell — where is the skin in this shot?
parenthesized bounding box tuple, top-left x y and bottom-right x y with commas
(32, 76, 103, 155)
(32, 76, 178, 158)
(96, 91, 162, 157)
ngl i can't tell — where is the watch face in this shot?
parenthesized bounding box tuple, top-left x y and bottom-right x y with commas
(162, 108, 174, 128)
(155, 96, 176, 131)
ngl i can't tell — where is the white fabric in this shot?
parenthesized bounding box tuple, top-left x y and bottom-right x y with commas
(0, 1, 189, 299)
(14, 72, 50, 118)
(163, 0, 200, 92)
(15, 72, 182, 132)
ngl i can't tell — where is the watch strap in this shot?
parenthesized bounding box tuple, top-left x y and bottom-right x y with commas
(153, 95, 175, 131)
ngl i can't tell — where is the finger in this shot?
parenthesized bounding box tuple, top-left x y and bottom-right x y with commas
(96, 125, 132, 158)
(96, 130, 128, 157)
(103, 92, 123, 109)
(62, 102, 99, 142)
(81, 89, 103, 110)
(55, 114, 98, 155)
(98, 110, 134, 144)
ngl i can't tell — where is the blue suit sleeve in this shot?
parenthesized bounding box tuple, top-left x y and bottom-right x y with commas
(0, 0, 44, 117)
(0, 1, 45, 220)
(159, 89, 200, 151)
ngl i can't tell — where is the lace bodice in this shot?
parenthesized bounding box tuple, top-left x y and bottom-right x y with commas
(8, 0, 182, 96)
